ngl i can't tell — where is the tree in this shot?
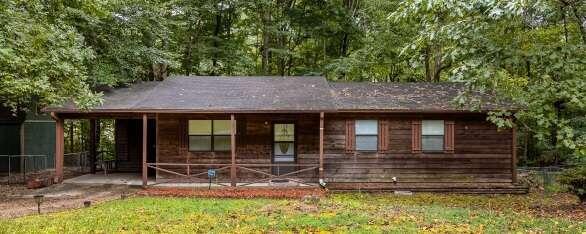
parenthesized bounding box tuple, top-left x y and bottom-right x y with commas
(392, 0, 586, 159)
(0, 1, 100, 112)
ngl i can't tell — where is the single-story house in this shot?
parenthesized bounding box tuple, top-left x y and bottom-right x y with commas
(45, 76, 526, 193)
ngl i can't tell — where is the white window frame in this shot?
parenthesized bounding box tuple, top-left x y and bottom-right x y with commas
(421, 120, 444, 152)
(355, 120, 378, 151)
(188, 120, 231, 152)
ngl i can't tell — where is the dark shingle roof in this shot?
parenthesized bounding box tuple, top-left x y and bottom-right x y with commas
(46, 76, 515, 113)
(48, 76, 336, 113)
(330, 82, 514, 112)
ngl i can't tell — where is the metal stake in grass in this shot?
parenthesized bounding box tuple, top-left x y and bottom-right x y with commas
(33, 195, 44, 214)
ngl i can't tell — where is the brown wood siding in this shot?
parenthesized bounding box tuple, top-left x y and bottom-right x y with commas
(153, 113, 514, 190)
(156, 114, 320, 182)
(344, 120, 355, 153)
(323, 113, 513, 189)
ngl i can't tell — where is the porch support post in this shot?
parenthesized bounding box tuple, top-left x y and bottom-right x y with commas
(512, 126, 517, 184)
(52, 113, 64, 183)
(319, 112, 324, 180)
(142, 114, 148, 187)
(230, 114, 236, 187)
(89, 119, 97, 174)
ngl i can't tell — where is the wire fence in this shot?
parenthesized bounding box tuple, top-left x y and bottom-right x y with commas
(518, 166, 568, 193)
(64, 151, 91, 173)
(0, 155, 49, 184)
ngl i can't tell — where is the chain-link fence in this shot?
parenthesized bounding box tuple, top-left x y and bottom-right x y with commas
(0, 155, 49, 184)
(518, 166, 568, 193)
(64, 151, 91, 173)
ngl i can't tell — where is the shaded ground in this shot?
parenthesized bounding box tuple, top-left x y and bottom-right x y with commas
(1, 191, 584, 233)
(0, 183, 138, 218)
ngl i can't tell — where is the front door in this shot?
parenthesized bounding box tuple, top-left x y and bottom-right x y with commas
(272, 123, 295, 175)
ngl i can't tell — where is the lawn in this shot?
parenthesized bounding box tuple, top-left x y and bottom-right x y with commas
(1, 192, 584, 233)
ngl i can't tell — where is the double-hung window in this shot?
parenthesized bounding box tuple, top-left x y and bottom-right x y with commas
(421, 120, 444, 152)
(355, 120, 378, 151)
(188, 120, 231, 151)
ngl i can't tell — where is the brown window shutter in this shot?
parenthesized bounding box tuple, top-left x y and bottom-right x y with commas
(444, 120, 455, 153)
(345, 120, 355, 153)
(378, 120, 390, 153)
(411, 120, 422, 153)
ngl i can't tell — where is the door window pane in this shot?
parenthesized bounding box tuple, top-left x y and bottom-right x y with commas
(422, 135, 443, 151)
(213, 136, 231, 151)
(274, 142, 294, 155)
(213, 120, 231, 135)
(355, 120, 378, 135)
(274, 124, 294, 141)
(356, 135, 378, 151)
(189, 136, 211, 151)
(188, 120, 211, 135)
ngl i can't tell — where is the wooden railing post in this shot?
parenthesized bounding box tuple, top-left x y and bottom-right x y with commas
(230, 114, 236, 187)
(142, 114, 148, 187)
(319, 112, 324, 180)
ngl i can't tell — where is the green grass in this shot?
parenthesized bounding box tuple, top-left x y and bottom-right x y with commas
(1, 193, 584, 233)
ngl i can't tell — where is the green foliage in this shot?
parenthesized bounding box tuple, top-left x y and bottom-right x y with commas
(559, 165, 586, 202)
(0, 1, 101, 112)
(392, 0, 586, 159)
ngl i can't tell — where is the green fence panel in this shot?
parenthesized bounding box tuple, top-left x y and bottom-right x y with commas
(23, 120, 55, 168)
(0, 124, 21, 172)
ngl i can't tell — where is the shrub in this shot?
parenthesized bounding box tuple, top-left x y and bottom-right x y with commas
(558, 165, 586, 203)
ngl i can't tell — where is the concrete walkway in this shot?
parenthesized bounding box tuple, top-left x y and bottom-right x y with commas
(64, 173, 148, 186)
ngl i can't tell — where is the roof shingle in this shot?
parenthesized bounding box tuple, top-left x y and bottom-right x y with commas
(46, 76, 515, 113)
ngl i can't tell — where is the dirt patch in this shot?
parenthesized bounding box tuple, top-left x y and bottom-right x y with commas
(0, 183, 139, 219)
(523, 193, 586, 220)
(137, 187, 326, 199)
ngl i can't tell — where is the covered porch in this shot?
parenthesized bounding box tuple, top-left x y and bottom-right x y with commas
(52, 112, 326, 188)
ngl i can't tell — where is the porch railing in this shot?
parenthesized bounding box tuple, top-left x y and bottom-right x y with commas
(145, 163, 319, 187)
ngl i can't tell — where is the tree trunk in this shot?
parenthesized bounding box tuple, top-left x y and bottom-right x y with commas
(423, 44, 449, 82)
(69, 120, 74, 153)
(212, 12, 222, 75)
(432, 45, 443, 82)
(560, 0, 586, 44)
(571, 5, 586, 44)
(183, 22, 194, 76)
(261, 9, 270, 75)
(424, 46, 432, 82)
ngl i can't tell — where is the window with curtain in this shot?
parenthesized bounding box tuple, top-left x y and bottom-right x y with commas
(422, 120, 444, 152)
(188, 120, 231, 151)
(355, 120, 378, 151)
